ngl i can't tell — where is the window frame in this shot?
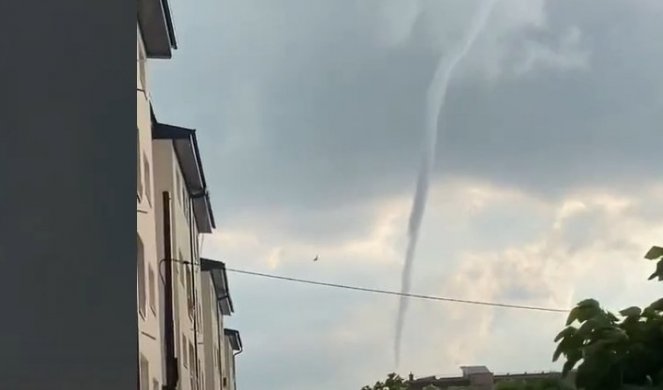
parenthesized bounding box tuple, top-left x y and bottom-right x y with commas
(148, 264, 156, 315)
(137, 234, 146, 318)
(143, 152, 152, 206)
(182, 334, 188, 368)
(137, 129, 143, 201)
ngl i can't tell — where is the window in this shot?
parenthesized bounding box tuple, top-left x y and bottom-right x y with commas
(179, 251, 185, 286)
(197, 359, 202, 388)
(137, 32, 147, 90)
(197, 301, 203, 335)
(217, 346, 224, 378)
(182, 334, 188, 368)
(186, 266, 193, 318)
(148, 265, 156, 314)
(137, 234, 146, 317)
(139, 354, 149, 390)
(176, 174, 181, 205)
(144, 154, 152, 206)
(213, 347, 218, 375)
(197, 303, 203, 334)
(137, 129, 143, 200)
(189, 342, 196, 374)
(182, 185, 188, 221)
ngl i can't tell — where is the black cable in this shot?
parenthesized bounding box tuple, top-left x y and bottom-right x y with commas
(224, 267, 570, 313)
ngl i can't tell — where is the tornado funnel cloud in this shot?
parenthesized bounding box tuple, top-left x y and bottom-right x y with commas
(393, 0, 498, 367)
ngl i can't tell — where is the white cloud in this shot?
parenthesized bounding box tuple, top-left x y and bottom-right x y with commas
(410, 0, 589, 81)
(372, 0, 421, 47)
(514, 26, 590, 75)
(213, 177, 662, 388)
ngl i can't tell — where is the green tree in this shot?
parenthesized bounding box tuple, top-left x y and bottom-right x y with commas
(495, 378, 575, 390)
(553, 246, 663, 390)
(361, 373, 408, 390)
(422, 385, 441, 390)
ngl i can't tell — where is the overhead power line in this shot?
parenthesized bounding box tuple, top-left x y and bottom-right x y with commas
(224, 267, 570, 313)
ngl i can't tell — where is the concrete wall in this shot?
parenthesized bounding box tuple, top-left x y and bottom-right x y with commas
(137, 23, 163, 390)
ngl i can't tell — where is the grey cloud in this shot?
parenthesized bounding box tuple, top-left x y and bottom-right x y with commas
(152, 0, 662, 229)
(439, 0, 662, 197)
(148, 2, 663, 385)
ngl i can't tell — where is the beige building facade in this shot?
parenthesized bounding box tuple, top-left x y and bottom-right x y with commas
(152, 120, 214, 390)
(222, 329, 243, 390)
(137, 0, 177, 386)
(200, 259, 236, 390)
(138, 1, 243, 389)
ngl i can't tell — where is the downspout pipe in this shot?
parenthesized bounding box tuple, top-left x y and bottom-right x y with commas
(233, 346, 243, 357)
(162, 191, 179, 390)
(187, 195, 200, 390)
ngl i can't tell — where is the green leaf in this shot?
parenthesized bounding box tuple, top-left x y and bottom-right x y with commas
(583, 339, 614, 356)
(566, 301, 602, 325)
(577, 298, 600, 308)
(601, 327, 628, 343)
(619, 306, 642, 318)
(554, 327, 577, 342)
(606, 311, 620, 322)
(655, 259, 663, 281)
(566, 307, 579, 326)
(644, 246, 663, 260)
(552, 342, 564, 362)
(647, 298, 663, 311)
(576, 318, 598, 338)
(562, 359, 579, 377)
(647, 259, 663, 281)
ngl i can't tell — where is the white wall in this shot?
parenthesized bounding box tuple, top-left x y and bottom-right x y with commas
(137, 23, 163, 390)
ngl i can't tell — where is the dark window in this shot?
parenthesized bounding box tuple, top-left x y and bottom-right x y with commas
(139, 354, 149, 390)
(144, 154, 152, 206)
(137, 234, 146, 317)
(148, 265, 156, 314)
(137, 129, 143, 199)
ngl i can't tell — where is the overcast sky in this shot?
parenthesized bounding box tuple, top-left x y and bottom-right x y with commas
(151, 0, 663, 388)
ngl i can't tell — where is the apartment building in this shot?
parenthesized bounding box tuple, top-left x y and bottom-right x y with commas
(222, 329, 243, 390)
(200, 259, 235, 390)
(137, 0, 177, 388)
(152, 118, 216, 390)
(138, 2, 244, 389)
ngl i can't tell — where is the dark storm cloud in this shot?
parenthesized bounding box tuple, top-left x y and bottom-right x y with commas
(439, 0, 663, 196)
(152, 0, 662, 227)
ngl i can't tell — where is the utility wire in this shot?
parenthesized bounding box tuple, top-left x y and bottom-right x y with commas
(224, 267, 570, 313)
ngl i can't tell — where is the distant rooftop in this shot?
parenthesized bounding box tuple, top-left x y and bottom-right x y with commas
(408, 366, 570, 390)
(460, 366, 491, 376)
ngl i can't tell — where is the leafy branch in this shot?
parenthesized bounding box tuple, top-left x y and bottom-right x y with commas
(553, 246, 663, 390)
